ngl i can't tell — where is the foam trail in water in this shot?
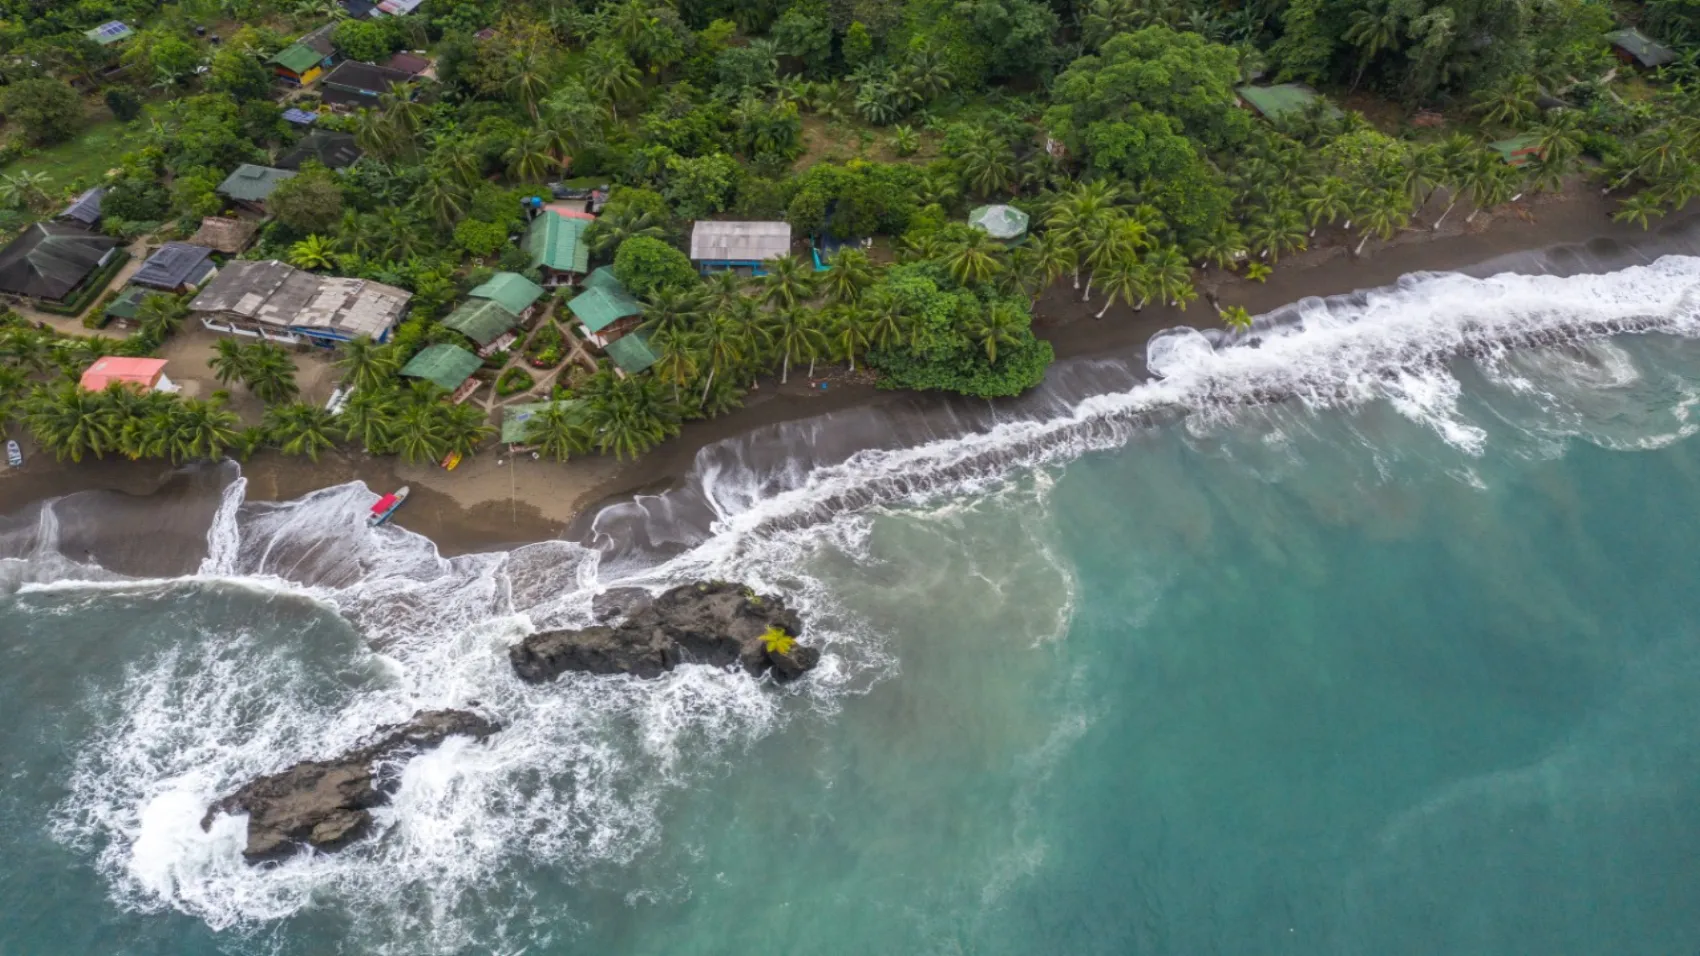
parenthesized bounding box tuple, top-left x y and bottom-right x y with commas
(40, 255, 1700, 952)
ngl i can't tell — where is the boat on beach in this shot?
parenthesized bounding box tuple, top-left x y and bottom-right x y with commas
(368, 486, 409, 526)
(5, 440, 20, 468)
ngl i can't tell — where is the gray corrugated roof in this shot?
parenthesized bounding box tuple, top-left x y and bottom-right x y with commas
(217, 165, 296, 203)
(59, 187, 105, 226)
(189, 260, 410, 335)
(131, 242, 214, 290)
(0, 223, 122, 300)
(190, 260, 295, 317)
(278, 131, 363, 170)
(689, 221, 791, 262)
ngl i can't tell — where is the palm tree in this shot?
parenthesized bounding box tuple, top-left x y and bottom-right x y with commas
(1464, 158, 1515, 224)
(207, 337, 252, 387)
(821, 247, 876, 304)
(1612, 192, 1664, 230)
(244, 343, 300, 406)
(586, 203, 665, 255)
(529, 401, 589, 459)
(768, 308, 828, 384)
(135, 294, 187, 343)
(861, 293, 907, 352)
(170, 394, 241, 462)
(639, 287, 702, 341)
(941, 227, 1006, 286)
(703, 269, 745, 310)
(832, 309, 871, 372)
(26, 382, 115, 462)
(1470, 76, 1539, 129)
(352, 108, 402, 161)
(583, 40, 642, 119)
(650, 336, 699, 401)
(340, 386, 398, 453)
(1536, 112, 1584, 169)
(1354, 191, 1410, 256)
(968, 301, 1027, 362)
(761, 254, 817, 311)
(1045, 180, 1121, 288)
(335, 336, 398, 393)
(1402, 146, 1446, 214)
(417, 173, 469, 230)
(441, 401, 495, 457)
(288, 234, 338, 271)
(957, 131, 1016, 197)
(1246, 209, 1308, 261)
(507, 54, 551, 120)
(1301, 177, 1354, 235)
(505, 131, 558, 182)
(393, 401, 450, 464)
(1144, 246, 1196, 308)
(1220, 305, 1254, 332)
(1343, 2, 1400, 91)
(265, 402, 338, 462)
(1093, 261, 1151, 318)
(584, 373, 680, 459)
(1192, 224, 1246, 271)
(692, 309, 749, 404)
(1080, 217, 1147, 301)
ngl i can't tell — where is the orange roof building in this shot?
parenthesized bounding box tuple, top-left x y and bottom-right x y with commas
(79, 356, 176, 394)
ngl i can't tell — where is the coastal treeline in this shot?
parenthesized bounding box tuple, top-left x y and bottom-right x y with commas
(0, 0, 1696, 464)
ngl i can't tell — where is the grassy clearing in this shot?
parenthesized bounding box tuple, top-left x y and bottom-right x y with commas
(3, 115, 141, 196)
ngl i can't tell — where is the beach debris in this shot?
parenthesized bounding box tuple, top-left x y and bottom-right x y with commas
(201, 708, 502, 864)
(511, 581, 819, 683)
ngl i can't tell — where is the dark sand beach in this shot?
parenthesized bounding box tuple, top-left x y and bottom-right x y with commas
(2, 185, 1694, 559)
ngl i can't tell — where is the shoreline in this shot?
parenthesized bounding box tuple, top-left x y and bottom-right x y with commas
(2, 186, 1695, 559)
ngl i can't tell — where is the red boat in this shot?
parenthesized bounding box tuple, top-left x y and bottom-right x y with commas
(369, 486, 409, 527)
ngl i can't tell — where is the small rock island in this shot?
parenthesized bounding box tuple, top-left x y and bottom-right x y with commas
(510, 581, 821, 682)
(201, 709, 501, 865)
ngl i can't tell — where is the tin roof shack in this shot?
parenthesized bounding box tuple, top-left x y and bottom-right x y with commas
(442, 297, 523, 355)
(689, 221, 791, 275)
(319, 61, 417, 111)
(190, 260, 411, 346)
(278, 131, 364, 170)
(80, 356, 175, 393)
(1236, 83, 1343, 123)
(1606, 28, 1677, 69)
(270, 23, 338, 85)
(58, 187, 106, 227)
(130, 242, 218, 293)
(401, 343, 484, 402)
(0, 223, 123, 304)
(567, 282, 643, 349)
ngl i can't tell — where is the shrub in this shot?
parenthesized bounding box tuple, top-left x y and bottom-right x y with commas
(496, 366, 535, 397)
(1, 78, 83, 145)
(613, 235, 697, 299)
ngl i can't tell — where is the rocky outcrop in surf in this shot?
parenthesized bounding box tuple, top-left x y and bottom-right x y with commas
(202, 709, 502, 864)
(511, 581, 818, 682)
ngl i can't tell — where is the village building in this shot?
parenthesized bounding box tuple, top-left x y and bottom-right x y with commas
(1489, 134, 1546, 167)
(0, 223, 123, 304)
(190, 216, 260, 255)
(525, 210, 591, 287)
(1236, 83, 1343, 122)
(216, 165, 296, 214)
(441, 297, 523, 356)
(468, 271, 545, 322)
(189, 260, 411, 347)
(101, 286, 148, 324)
(400, 343, 483, 402)
(318, 61, 417, 111)
(374, 0, 425, 14)
(57, 187, 105, 228)
(278, 131, 364, 171)
(84, 21, 134, 46)
(282, 107, 321, 128)
(382, 51, 434, 78)
(1606, 28, 1677, 69)
(604, 332, 658, 375)
(568, 276, 643, 348)
(689, 220, 791, 275)
(79, 357, 175, 394)
(130, 242, 218, 294)
(968, 204, 1029, 240)
(269, 23, 338, 85)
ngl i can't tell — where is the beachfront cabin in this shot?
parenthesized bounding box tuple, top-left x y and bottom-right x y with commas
(0, 223, 123, 306)
(968, 204, 1029, 241)
(689, 220, 791, 276)
(130, 242, 217, 293)
(278, 131, 363, 171)
(58, 187, 105, 228)
(401, 343, 484, 403)
(319, 61, 417, 112)
(568, 282, 643, 349)
(84, 21, 134, 47)
(1489, 134, 1546, 168)
(191, 216, 260, 256)
(1236, 83, 1343, 123)
(502, 399, 586, 448)
(468, 271, 545, 322)
(442, 297, 523, 356)
(1606, 28, 1677, 69)
(525, 210, 591, 288)
(189, 260, 411, 347)
(269, 23, 338, 86)
(79, 357, 176, 394)
(216, 165, 296, 214)
(605, 331, 658, 376)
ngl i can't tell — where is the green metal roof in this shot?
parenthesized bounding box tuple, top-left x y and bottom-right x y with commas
(1489, 134, 1545, 166)
(1606, 28, 1677, 67)
(1236, 83, 1342, 121)
(217, 164, 296, 202)
(567, 286, 643, 333)
(104, 286, 147, 320)
(605, 332, 658, 374)
(270, 41, 324, 74)
(524, 211, 590, 275)
(501, 400, 587, 444)
(468, 272, 544, 315)
(442, 297, 521, 347)
(400, 343, 482, 391)
(581, 265, 624, 294)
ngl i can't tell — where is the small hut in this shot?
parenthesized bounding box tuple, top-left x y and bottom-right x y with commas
(968, 205, 1029, 240)
(1606, 28, 1677, 69)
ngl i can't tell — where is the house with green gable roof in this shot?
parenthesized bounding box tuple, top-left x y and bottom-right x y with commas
(468, 272, 545, 321)
(524, 211, 590, 288)
(401, 343, 483, 400)
(605, 332, 659, 375)
(568, 284, 644, 348)
(441, 297, 522, 354)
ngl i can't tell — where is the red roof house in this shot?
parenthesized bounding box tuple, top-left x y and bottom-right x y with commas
(79, 356, 175, 393)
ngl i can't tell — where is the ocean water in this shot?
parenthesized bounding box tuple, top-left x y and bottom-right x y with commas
(5, 254, 1700, 954)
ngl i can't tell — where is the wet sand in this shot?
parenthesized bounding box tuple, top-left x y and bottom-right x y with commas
(1, 186, 1692, 558)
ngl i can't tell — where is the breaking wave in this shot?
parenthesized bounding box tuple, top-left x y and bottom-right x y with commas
(25, 254, 1700, 951)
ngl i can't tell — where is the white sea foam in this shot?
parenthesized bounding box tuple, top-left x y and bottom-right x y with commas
(40, 255, 1700, 949)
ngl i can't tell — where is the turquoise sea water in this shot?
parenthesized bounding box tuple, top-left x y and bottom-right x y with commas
(5, 260, 1700, 954)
